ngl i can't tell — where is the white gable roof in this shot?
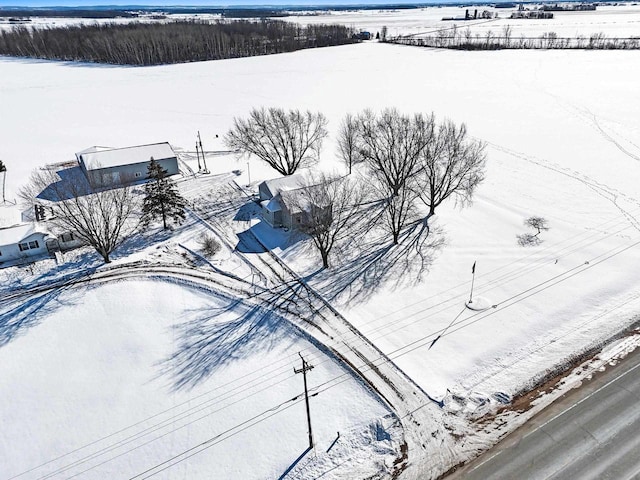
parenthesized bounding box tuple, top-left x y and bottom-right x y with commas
(75, 146, 112, 156)
(77, 142, 176, 171)
(0, 223, 51, 247)
(262, 174, 305, 198)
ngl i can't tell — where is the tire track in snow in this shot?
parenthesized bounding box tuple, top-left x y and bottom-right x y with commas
(485, 141, 640, 232)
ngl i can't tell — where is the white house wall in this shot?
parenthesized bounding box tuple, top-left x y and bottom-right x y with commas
(0, 232, 49, 263)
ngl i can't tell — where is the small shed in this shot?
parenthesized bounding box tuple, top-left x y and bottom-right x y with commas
(0, 223, 54, 264)
(76, 142, 179, 188)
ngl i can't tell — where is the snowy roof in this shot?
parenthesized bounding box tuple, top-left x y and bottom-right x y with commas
(75, 146, 112, 156)
(261, 174, 305, 198)
(0, 223, 51, 246)
(76, 142, 176, 171)
(0, 204, 22, 228)
(261, 197, 282, 213)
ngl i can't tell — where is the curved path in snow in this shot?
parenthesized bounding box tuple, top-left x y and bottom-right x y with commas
(3, 252, 460, 479)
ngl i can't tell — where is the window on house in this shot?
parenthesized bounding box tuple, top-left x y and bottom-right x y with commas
(0, 249, 2, 256)
(134, 172, 143, 178)
(61, 232, 74, 242)
(19, 240, 40, 251)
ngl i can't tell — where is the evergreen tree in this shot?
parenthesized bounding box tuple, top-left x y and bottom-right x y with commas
(142, 158, 187, 230)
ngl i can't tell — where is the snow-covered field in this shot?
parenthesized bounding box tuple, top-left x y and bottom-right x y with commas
(0, 278, 396, 479)
(2, 7, 640, 478)
(286, 3, 640, 38)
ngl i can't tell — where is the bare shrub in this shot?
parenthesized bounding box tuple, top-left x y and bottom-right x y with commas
(199, 234, 221, 258)
(524, 216, 550, 234)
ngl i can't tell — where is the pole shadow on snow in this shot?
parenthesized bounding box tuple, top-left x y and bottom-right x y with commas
(278, 446, 313, 480)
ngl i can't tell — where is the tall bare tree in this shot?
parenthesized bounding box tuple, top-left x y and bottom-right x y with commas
(357, 108, 434, 196)
(20, 167, 140, 263)
(291, 173, 367, 268)
(336, 113, 364, 175)
(376, 179, 419, 244)
(225, 107, 328, 176)
(415, 119, 486, 217)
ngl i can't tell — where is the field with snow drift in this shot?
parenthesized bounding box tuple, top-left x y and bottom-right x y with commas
(2, 8, 640, 479)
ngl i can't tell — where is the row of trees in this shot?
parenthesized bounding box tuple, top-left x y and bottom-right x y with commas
(390, 26, 640, 50)
(20, 159, 186, 263)
(227, 107, 486, 267)
(0, 20, 358, 65)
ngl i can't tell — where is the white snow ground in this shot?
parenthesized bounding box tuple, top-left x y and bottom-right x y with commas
(0, 279, 395, 479)
(2, 8, 640, 478)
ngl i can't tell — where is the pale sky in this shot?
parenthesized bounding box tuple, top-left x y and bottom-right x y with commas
(0, 0, 444, 6)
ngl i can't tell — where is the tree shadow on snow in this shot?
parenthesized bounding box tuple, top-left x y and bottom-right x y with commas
(0, 285, 79, 348)
(307, 219, 446, 306)
(158, 298, 297, 391)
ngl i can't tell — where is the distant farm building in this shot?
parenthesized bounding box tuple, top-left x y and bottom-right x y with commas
(76, 142, 178, 188)
(353, 31, 372, 40)
(511, 10, 554, 18)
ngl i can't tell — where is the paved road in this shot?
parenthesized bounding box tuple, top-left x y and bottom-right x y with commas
(450, 348, 640, 480)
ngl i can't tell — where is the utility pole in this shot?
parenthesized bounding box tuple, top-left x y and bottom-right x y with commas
(246, 161, 251, 186)
(197, 131, 209, 174)
(294, 352, 314, 450)
(469, 261, 477, 304)
(195, 142, 202, 172)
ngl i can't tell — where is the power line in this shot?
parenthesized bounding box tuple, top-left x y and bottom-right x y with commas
(14, 206, 640, 479)
(117, 236, 640, 479)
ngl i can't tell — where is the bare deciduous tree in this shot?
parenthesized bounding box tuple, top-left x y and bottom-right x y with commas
(517, 216, 549, 246)
(20, 167, 140, 263)
(524, 216, 549, 235)
(358, 108, 434, 196)
(225, 107, 328, 176)
(336, 113, 364, 175)
(415, 119, 486, 217)
(291, 173, 367, 268)
(374, 178, 419, 245)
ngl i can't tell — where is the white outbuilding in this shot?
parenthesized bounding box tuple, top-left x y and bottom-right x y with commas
(76, 142, 179, 188)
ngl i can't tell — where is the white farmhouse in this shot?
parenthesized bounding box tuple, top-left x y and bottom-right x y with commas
(0, 223, 53, 264)
(258, 174, 307, 228)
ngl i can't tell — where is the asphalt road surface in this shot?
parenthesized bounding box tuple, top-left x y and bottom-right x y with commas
(449, 348, 640, 480)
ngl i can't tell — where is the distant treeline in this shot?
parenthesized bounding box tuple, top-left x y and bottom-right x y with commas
(390, 29, 640, 50)
(0, 20, 358, 65)
(0, 9, 137, 19)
